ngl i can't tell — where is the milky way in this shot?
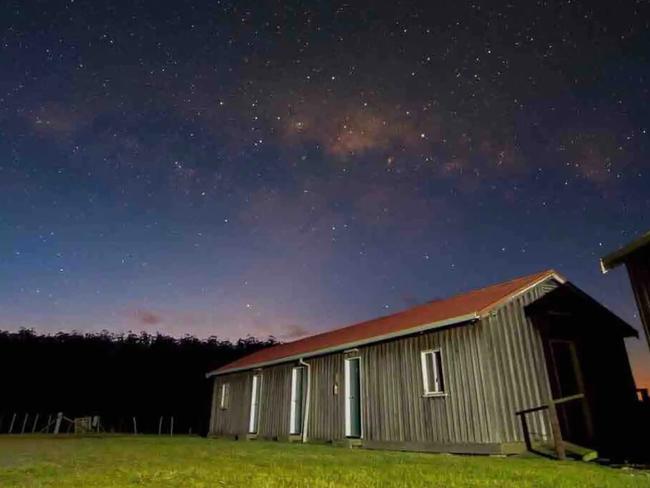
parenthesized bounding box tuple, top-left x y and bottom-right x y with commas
(0, 1, 648, 385)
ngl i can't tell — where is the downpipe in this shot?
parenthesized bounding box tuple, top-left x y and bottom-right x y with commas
(298, 358, 311, 443)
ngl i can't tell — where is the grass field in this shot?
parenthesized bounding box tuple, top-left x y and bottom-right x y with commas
(0, 436, 648, 487)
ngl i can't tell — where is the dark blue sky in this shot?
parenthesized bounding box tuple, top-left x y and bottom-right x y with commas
(0, 1, 648, 385)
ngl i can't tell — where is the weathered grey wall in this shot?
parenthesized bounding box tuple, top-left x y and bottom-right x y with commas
(209, 277, 562, 451)
(359, 322, 495, 445)
(256, 363, 293, 439)
(307, 353, 345, 441)
(481, 279, 559, 443)
(211, 371, 253, 437)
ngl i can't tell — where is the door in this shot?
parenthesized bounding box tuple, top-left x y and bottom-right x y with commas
(548, 340, 592, 445)
(289, 367, 304, 435)
(344, 357, 362, 438)
(249, 374, 262, 434)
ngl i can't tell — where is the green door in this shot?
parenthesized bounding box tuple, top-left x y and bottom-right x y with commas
(345, 357, 361, 438)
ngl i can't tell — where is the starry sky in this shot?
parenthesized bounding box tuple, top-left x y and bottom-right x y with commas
(1, 1, 649, 386)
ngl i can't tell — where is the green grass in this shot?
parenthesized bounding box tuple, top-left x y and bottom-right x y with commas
(0, 436, 648, 487)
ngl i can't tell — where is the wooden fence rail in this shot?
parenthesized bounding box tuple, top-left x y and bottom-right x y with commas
(515, 393, 586, 460)
(0, 413, 181, 435)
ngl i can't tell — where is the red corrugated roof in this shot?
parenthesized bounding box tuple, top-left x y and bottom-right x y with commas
(211, 269, 559, 375)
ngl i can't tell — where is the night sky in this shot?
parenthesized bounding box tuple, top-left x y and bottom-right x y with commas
(1, 1, 648, 386)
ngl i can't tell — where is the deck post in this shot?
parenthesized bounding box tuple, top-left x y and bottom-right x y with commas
(548, 402, 566, 460)
(518, 413, 532, 451)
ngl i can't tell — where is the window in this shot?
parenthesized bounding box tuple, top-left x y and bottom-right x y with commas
(420, 349, 445, 395)
(289, 367, 305, 435)
(249, 374, 262, 434)
(219, 383, 230, 410)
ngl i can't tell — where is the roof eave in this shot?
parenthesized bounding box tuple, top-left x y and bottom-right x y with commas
(477, 270, 566, 317)
(207, 270, 566, 378)
(601, 230, 650, 273)
(206, 311, 480, 377)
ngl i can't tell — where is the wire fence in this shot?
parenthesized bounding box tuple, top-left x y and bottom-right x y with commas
(0, 412, 198, 435)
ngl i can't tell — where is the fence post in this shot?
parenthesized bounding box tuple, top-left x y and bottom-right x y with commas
(132, 417, 137, 435)
(54, 412, 63, 434)
(170, 416, 174, 436)
(32, 414, 39, 433)
(158, 416, 163, 435)
(9, 413, 17, 434)
(46, 414, 52, 433)
(21, 413, 29, 434)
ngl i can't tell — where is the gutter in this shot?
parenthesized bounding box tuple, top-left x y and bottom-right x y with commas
(298, 358, 311, 443)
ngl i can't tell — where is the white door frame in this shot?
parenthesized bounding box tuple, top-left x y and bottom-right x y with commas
(344, 356, 363, 438)
(289, 366, 303, 435)
(249, 374, 262, 434)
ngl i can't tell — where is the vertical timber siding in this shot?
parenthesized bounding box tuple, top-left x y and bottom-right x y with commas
(211, 372, 253, 437)
(211, 365, 298, 441)
(257, 363, 293, 439)
(361, 322, 495, 445)
(482, 279, 559, 443)
(307, 354, 345, 441)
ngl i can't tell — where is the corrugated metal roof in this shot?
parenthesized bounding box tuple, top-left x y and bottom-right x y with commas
(208, 269, 561, 376)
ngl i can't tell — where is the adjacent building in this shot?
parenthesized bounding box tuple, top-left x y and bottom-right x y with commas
(601, 230, 650, 351)
(207, 270, 639, 456)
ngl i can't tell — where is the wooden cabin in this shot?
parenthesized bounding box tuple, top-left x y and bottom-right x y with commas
(207, 270, 639, 457)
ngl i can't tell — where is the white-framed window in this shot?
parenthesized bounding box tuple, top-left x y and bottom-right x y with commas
(249, 374, 262, 434)
(289, 366, 305, 435)
(420, 349, 445, 396)
(219, 383, 230, 410)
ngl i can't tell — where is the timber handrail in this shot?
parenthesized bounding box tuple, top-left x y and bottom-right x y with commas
(515, 393, 586, 460)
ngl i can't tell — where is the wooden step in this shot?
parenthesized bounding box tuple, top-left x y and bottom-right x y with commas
(529, 441, 598, 462)
(563, 442, 598, 462)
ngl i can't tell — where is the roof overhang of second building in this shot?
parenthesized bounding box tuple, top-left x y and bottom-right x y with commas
(601, 230, 650, 273)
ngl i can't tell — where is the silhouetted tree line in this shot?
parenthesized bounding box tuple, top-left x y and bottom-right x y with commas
(0, 329, 276, 435)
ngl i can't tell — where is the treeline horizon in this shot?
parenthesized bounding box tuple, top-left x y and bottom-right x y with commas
(0, 328, 277, 435)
